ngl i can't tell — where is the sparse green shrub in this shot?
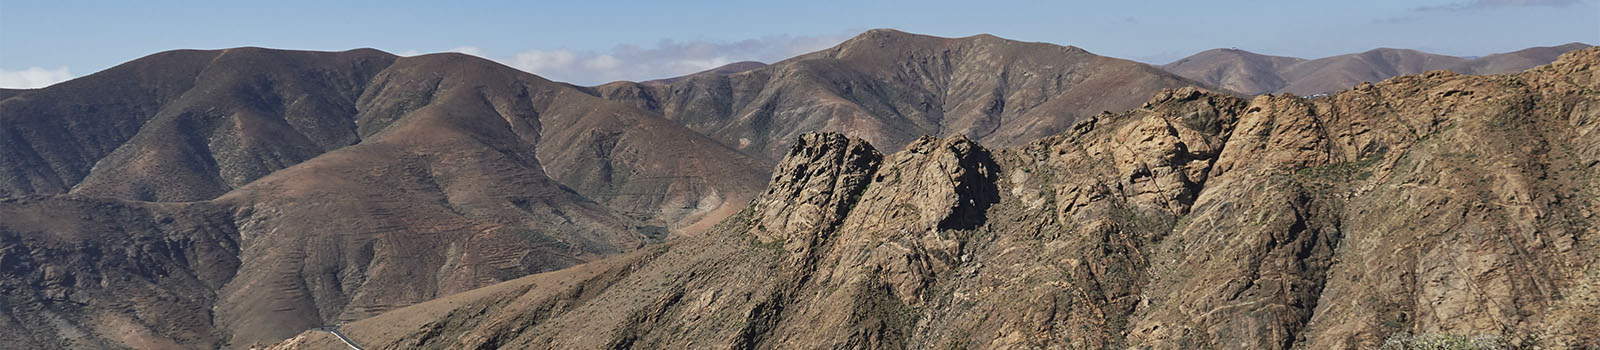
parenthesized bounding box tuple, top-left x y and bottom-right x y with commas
(748, 236, 784, 251)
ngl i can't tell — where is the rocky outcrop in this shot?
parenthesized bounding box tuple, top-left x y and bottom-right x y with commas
(750, 133, 882, 250)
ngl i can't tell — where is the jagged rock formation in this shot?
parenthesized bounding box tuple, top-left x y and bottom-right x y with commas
(1164, 43, 1592, 95)
(273, 48, 1600, 349)
(593, 29, 1203, 161)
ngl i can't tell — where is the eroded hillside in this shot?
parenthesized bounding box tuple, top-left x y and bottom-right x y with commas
(0, 48, 769, 348)
(274, 48, 1600, 349)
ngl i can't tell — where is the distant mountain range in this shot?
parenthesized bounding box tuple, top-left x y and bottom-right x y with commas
(1162, 43, 1591, 95)
(1, 29, 1595, 349)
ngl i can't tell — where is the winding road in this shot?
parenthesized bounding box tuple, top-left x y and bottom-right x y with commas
(310, 325, 364, 350)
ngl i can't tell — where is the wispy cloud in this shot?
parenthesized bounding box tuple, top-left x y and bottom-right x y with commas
(427, 33, 853, 85)
(0, 66, 74, 89)
(446, 46, 485, 57)
(1413, 0, 1580, 11)
(1378, 0, 1581, 24)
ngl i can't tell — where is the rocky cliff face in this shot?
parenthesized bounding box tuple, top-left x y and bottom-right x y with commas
(273, 48, 1600, 350)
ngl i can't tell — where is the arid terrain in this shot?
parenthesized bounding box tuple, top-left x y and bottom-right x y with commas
(1163, 43, 1591, 96)
(273, 47, 1600, 350)
(1, 29, 1595, 350)
(0, 47, 771, 348)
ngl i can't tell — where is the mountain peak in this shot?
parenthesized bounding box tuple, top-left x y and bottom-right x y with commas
(834, 28, 949, 48)
(841, 29, 1045, 48)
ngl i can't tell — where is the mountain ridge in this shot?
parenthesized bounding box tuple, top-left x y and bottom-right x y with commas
(1164, 42, 1592, 95)
(593, 29, 1207, 162)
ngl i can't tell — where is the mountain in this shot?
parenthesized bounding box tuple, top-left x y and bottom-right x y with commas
(1, 48, 769, 348)
(593, 29, 1205, 161)
(271, 48, 1600, 350)
(1159, 48, 1306, 95)
(1274, 48, 1471, 95)
(0, 48, 768, 232)
(640, 61, 767, 85)
(11, 48, 411, 202)
(0, 88, 27, 100)
(1465, 42, 1594, 74)
(1164, 43, 1591, 95)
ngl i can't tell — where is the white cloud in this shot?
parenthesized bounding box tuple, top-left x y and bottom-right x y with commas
(510, 50, 578, 73)
(582, 55, 622, 70)
(486, 33, 852, 85)
(0, 66, 74, 89)
(1414, 0, 1579, 11)
(1383, 0, 1580, 24)
(397, 32, 855, 85)
(447, 46, 486, 57)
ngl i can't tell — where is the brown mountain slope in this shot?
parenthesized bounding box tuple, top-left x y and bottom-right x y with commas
(1277, 48, 1470, 95)
(594, 29, 1204, 161)
(1165, 43, 1591, 96)
(640, 61, 767, 85)
(1161, 48, 1306, 95)
(2, 49, 769, 348)
(1466, 42, 1595, 75)
(0, 48, 767, 233)
(275, 48, 1600, 350)
(1, 196, 241, 349)
(1, 48, 396, 201)
(200, 52, 658, 346)
(0, 88, 27, 100)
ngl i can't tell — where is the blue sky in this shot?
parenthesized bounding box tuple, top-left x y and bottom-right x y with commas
(2, 0, 1595, 88)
